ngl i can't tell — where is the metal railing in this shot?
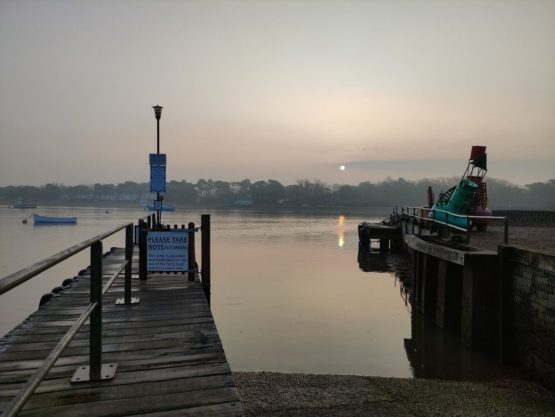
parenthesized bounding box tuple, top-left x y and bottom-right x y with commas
(401, 206, 509, 244)
(0, 222, 137, 417)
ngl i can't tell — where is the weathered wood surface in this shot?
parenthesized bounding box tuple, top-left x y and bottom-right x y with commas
(0, 247, 244, 417)
(360, 223, 400, 240)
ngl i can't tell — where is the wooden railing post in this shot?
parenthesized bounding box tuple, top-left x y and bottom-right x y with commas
(124, 224, 133, 303)
(139, 220, 147, 280)
(188, 222, 195, 281)
(89, 240, 103, 381)
(201, 214, 211, 305)
(116, 224, 140, 305)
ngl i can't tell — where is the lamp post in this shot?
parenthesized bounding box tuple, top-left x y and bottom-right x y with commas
(153, 105, 163, 226)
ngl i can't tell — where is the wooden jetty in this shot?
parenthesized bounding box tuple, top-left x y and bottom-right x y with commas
(358, 222, 402, 252)
(360, 207, 555, 386)
(0, 217, 244, 417)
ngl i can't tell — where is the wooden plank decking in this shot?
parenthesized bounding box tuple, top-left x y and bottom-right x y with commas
(0, 247, 244, 417)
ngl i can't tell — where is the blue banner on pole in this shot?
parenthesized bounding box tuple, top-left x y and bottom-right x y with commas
(149, 153, 167, 166)
(150, 165, 166, 192)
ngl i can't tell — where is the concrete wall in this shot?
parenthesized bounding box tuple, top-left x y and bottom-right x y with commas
(501, 246, 555, 387)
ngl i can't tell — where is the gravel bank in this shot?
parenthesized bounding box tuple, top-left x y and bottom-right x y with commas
(234, 372, 555, 417)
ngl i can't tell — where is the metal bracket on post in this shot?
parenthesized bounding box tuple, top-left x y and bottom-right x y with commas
(115, 297, 140, 305)
(71, 363, 118, 383)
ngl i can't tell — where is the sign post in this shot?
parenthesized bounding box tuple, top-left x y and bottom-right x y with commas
(151, 105, 164, 227)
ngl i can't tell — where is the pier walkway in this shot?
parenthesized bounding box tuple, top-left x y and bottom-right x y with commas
(0, 247, 243, 417)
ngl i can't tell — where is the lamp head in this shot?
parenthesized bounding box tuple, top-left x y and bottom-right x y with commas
(153, 105, 163, 120)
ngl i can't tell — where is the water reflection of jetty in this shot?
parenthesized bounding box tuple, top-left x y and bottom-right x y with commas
(357, 247, 412, 306)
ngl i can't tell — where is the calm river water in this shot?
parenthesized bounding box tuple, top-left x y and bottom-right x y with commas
(0, 206, 518, 380)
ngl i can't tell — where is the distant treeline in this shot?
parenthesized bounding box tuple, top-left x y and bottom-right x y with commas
(1, 178, 554, 209)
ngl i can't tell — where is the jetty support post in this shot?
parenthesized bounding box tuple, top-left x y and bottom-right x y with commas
(188, 222, 195, 281)
(420, 254, 438, 316)
(391, 227, 404, 252)
(201, 214, 211, 305)
(461, 255, 500, 352)
(435, 260, 463, 331)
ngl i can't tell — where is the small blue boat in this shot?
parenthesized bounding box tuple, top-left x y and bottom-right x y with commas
(33, 214, 77, 225)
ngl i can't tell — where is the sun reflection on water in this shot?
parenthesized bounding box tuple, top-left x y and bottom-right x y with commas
(337, 214, 345, 247)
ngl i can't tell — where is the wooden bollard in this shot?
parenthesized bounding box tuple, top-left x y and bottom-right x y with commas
(188, 222, 195, 281)
(201, 214, 211, 305)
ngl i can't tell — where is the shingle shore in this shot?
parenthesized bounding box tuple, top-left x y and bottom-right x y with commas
(234, 372, 555, 417)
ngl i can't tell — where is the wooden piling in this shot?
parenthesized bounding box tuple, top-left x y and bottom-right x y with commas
(421, 254, 438, 316)
(188, 222, 195, 281)
(201, 214, 211, 305)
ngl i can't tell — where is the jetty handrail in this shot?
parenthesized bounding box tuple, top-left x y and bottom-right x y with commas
(1, 222, 140, 417)
(401, 205, 509, 244)
(0, 223, 128, 295)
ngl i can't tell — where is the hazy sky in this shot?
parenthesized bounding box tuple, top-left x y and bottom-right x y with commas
(1, 0, 554, 187)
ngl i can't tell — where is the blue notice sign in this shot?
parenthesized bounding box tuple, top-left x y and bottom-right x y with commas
(147, 230, 188, 272)
(150, 165, 166, 192)
(149, 153, 167, 166)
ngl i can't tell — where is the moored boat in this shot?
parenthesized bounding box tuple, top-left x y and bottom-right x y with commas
(12, 198, 37, 209)
(33, 214, 77, 225)
(142, 203, 175, 212)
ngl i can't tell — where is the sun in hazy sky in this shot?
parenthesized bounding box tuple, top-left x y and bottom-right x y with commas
(0, 1, 554, 186)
